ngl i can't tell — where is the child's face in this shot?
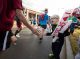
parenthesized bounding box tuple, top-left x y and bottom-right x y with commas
(51, 18, 59, 24)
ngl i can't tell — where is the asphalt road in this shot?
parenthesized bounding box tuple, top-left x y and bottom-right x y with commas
(0, 28, 54, 59)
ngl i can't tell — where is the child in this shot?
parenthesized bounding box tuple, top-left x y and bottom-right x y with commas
(49, 11, 72, 59)
(46, 15, 59, 36)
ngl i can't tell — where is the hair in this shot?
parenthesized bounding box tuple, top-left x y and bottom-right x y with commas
(44, 8, 48, 12)
(51, 15, 59, 19)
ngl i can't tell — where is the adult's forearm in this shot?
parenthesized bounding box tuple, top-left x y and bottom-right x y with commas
(16, 9, 33, 31)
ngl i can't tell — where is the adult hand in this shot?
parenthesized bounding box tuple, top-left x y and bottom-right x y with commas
(32, 27, 43, 38)
(31, 27, 40, 36)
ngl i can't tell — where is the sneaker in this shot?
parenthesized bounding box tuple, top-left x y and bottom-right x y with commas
(48, 53, 55, 59)
(49, 53, 54, 57)
(16, 33, 20, 37)
(39, 38, 43, 40)
(39, 34, 43, 40)
(38, 32, 43, 40)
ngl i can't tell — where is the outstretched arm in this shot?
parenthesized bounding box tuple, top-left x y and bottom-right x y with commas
(16, 9, 40, 36)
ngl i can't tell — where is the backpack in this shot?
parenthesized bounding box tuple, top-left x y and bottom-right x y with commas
(39, 14, 45, 20)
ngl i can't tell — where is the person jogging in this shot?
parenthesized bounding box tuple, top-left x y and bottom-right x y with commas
(38, 8, 49, 40)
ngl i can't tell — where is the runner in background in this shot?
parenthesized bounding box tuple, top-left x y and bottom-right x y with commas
(38, 8, 49, 40)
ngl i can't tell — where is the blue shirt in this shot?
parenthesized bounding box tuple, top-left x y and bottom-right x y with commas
(39, 14, 49, 25)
